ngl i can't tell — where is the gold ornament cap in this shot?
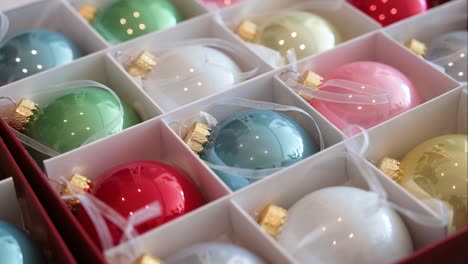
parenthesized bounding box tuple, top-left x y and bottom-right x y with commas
(60, 173, 93, 212)
(406, 38, 427, 56)
(235, 20, 258, 42)
(8, 98, 39, 132)
(128, 50, 158, 78)
(133, 253, 162, 264)
(183, 122, 211, 156)
(79, 4, 97, 23)
(378, 158, 401, 182)
(257, 204, 288, 237)
(298, 71, 323, 101)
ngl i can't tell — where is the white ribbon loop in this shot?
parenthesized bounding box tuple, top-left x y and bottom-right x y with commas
(118, 38, 258, 86)
(7, 80, 124, 157)
(57, 176, 162, 254)
(191, 97, 325, 180)
(0, 12, 9, 42)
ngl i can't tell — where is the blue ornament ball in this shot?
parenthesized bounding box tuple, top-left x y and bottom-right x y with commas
(202, 109, 318, 190)
(0, 221, 45, 264)
(0, 29, 81, 84)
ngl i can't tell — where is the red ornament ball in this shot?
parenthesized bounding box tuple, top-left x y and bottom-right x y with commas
(347, 0, 428, 26)
(75, 160, 205, 248)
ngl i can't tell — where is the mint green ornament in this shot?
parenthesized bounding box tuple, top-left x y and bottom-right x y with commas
(92, 0, 182, 44)
(24, 87, 140, 153)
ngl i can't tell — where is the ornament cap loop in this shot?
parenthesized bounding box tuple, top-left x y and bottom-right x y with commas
(128, 50, 158, 78)
(183, 122, 212, 156)
(378, 157, 401, 182)
(79, 4, 97, 23)
(8, 98, 39, 132)
(235, 20, 258, 42)
(257, 204, 287, 237)
(133, 253, 162, 264)
(406, 38, 427, 56)
(60, 173, 93, 212)
(298, 71, 323, 101)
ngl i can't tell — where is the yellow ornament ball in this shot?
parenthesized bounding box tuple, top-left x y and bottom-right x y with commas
(398, 134, 467, 233)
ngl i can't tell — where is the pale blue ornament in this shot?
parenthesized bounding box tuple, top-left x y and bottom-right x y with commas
(0, 221, 45, 264)
(202, 109, 318, 191)
(0, 29, 81, 84)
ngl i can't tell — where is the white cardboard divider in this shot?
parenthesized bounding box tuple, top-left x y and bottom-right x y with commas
(105, 198, 295, 263)
(0, 177, 23, 228)
(66, 0, 209, 46)
(3, 0, 108, 55)
(280, 31, 461, 115)
(0, 51, 161, 122)
(230, 141, 446, 257)
(384, 0, 467, 48)
(365, 86, 467, 163)
(217, 0, 381, 66)
(44, 118, 229, 202)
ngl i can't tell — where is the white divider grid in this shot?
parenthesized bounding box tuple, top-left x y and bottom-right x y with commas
(0, 0, 466, 263)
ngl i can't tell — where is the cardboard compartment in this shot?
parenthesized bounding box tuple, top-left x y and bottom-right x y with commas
(0, 135, 77, 263)
(217, 0, 381, 66)
(108, 14, 272, 112)
(3, 0, 107, 58)
(67, 0, 209, 46)
(160, 72, 344, 191)
(0, 50, 160, 127)
(0, 177, 22, 227)
(0, 117, 106, 263)
(230, 142, 447, 263)
(385, 0, 467, 50)
(105, 198, 294, 263)
(275, 31, 461, 136)
(44, 118, 228, 201)
(383, 0, 467, 83)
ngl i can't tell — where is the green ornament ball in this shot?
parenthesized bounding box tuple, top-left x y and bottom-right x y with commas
(92, 0, 183, 44)
(25, 86, 140, 153)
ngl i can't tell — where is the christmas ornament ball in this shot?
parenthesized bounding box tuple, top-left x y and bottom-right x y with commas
(92, 0, 182, 44)
(257, 11, 342, 60)
(347, 0, 428, 26)
(75, 160, 205, 246)
(398, 134, 467, 232)
(145, 45, 242, 110)
(278, 186, 413, 263)
(25, 86, 140, 153)
(311, 61, 423, 133)
(0, 29, 80, 84)
(202, 109, 318, 191)
(0, 221, 45, 264)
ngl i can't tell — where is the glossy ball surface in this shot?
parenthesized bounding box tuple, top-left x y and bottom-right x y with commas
(202, 109, 318, 190)
(201, 0, 243, 8)
(165, 242, 265, 264)
(278, 187, 413, 263)
(398, 134, 467, 232)
(76, 160, 205, 246)
(93, 0, 182, 44)
(257, 11, 342, 60)
(311, 61, 423, 133)
(0, 29, 80, 84)
(146, 45, 242, 111)
(426, 31, 467, 83)
(347, 0, 427, 26)
(0, 221, 45, 264)
(25, 86, 140, 153)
